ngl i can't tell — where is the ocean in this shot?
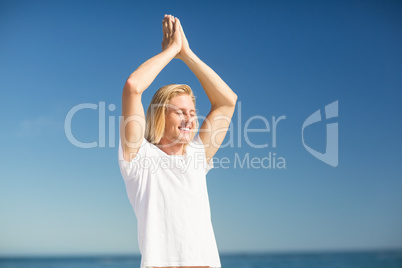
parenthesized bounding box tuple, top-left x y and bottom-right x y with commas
(1, 251, 402, 268)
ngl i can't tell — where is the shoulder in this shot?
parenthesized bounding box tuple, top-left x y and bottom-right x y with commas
(118, 136, 151, 163)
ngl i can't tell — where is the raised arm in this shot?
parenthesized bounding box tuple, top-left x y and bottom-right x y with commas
(175, 19, 238, 161)
(121, 15, 181, 162)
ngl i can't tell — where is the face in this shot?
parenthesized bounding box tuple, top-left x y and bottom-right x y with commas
(162, 94, 197, 145)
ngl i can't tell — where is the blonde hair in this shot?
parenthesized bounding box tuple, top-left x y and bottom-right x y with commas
(145, 84, 199, 154)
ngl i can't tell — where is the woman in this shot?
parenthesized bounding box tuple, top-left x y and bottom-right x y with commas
(118, 14, 237, 268)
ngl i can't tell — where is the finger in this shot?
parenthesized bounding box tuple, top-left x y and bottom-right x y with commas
(168, 16, 173, 36)
(171, 16, 176, 34)
(165, 17, 171, 33)
(177, 18, 185, 37)
(167, 14, 173, 27)
(174, 18, 180, 35)
(180, 22, 185, 37)
(163, 17, 169, 29)
(163, 19, 169, 38)
(180, 22, 188, 42)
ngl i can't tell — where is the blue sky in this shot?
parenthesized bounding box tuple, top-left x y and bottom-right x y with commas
(1, 0, 401, 257)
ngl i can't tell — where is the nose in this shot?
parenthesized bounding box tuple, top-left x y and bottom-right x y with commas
(181, 118, 191, 126)
(181, 112, 193, 126)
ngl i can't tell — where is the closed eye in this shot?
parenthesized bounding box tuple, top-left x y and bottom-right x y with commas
(174, 109, 197, 117)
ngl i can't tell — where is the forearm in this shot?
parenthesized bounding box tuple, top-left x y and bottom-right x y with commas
(125, 46, 178, 94)
(181, 50, 237, 107)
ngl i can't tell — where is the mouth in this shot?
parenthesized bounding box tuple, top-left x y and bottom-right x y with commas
(178, 126, 191, 133)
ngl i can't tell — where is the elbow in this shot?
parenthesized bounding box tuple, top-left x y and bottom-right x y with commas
(124, 78, 143, 95)
(212, 92, 238, 109)
(228, 93, 238, 107)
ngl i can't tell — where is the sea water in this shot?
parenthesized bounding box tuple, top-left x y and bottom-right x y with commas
(1, 251, 401, 268)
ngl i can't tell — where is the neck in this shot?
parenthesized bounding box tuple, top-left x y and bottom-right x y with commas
(157, 137, 185, 155)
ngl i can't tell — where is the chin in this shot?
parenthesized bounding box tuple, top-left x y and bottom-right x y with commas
(178, 133, 193, 143)
(179, 136, 192, 143)
(166, 134, 191, 145)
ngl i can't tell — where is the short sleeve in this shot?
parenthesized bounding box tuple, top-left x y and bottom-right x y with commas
(118, 136, 148, 181)
(191, 134, 215, 175)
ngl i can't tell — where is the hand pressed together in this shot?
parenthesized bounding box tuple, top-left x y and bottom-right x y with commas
(161, 15, 181, 56)
(161, 14, 191, 59)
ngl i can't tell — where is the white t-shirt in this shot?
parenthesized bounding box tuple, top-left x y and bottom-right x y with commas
(118, 134, 221, 268)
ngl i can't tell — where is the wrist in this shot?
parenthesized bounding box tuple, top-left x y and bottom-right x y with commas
(178, 48, 195, 61)
(179, 49, 197, 63)
(164, 45, 180, 58)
